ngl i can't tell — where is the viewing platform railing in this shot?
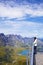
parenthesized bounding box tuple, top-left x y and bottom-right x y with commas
(30, 45, 35, 65)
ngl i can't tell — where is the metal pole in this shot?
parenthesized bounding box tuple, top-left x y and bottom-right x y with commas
(30, 45, 34, 65)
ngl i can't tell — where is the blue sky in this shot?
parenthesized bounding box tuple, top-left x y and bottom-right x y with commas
(0, 0, 43, 38)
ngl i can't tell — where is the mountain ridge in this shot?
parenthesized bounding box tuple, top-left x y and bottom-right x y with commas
(0, 33, 43, 47)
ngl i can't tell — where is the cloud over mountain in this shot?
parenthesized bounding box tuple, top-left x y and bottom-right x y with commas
(0, 0, 43, 38)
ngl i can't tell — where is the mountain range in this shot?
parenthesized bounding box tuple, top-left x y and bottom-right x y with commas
(0, 33, 43, 47)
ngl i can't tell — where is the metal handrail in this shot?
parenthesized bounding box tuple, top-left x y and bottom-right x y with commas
(30, 45, 34, 65)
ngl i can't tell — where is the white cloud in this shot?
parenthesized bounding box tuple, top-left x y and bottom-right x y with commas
(0, 2, 43, 18)
(0, 21, 43, 38)
(0, 5, 24, 18)
(0, 1, 43, 38)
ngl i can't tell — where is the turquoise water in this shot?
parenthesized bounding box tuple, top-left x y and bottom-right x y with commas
(19, 50, 29, 55)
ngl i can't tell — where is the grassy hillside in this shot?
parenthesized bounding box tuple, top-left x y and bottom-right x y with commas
(0, 46, 29, 65)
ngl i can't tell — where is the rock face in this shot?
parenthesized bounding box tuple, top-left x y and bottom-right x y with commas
(0, 33, 43, 47)
(0, 33, 34, 47)
(0, 33, 8, 46)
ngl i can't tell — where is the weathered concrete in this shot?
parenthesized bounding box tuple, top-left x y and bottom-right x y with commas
(36, 52, 43, 65)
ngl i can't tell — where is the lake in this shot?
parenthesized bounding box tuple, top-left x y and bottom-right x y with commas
(18, 50, 29, 55)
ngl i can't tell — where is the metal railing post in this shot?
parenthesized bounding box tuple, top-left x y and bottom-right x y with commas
(30, 45, 34, 65)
